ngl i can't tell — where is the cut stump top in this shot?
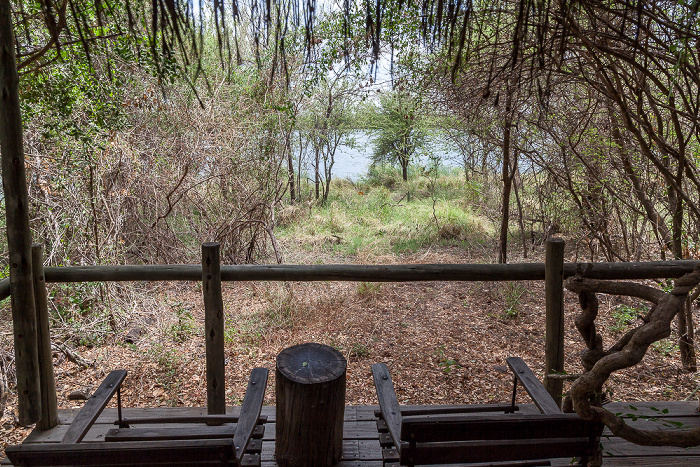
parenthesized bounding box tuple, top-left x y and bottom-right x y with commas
(276, 343, 347, 384)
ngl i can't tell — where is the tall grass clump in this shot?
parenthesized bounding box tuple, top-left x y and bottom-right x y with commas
(279, 168, 494, 256)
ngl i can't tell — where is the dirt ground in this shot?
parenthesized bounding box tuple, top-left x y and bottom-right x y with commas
(1, 244, 699, 451)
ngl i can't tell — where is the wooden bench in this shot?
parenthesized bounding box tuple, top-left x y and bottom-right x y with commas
(372, 357, 603, 466)
(6, 368, 269, 467)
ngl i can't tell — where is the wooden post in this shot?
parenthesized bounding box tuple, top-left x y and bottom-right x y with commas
(31, 244, 58, 430)
(276, 343, 347, 467)
(0, 2, 41, 426)
(544, 238, 565, 407)
(202, 242, 225, 416)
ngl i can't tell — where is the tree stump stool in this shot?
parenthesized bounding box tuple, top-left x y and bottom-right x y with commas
(275, 343, 347, 466)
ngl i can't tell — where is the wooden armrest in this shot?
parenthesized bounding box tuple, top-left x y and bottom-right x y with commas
(61, 370, 127, 443)
(372, 363, 402, 450)
(232, 367, 268, 463)
(506, 357, 561, 414)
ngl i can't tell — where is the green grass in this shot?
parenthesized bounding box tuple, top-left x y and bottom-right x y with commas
(278, 167, 493, 256)
(500, 282, 530, 318)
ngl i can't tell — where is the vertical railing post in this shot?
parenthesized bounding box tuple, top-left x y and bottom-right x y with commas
(0, 1, 41, 426)
(544, 237, 565, 407)
(202, 242, 225, 416)
(31, 243, 58, 430)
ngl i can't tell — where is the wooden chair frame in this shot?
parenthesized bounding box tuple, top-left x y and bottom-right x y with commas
(373, 357, 603, 466)
(6, 368, 269, 467)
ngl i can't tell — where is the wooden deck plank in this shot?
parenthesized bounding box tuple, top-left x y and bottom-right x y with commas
(605, 401, 699, 418)
(8, 401, 700, 466)
(261, 421, 379, 441)
(602, 436, 700, 457)
(260, 439, 382, 462)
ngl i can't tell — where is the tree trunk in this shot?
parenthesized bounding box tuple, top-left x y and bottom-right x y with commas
(670, 152, 696, 371)
(286, 134, 295, 204)
(513, 170, 527, 259)
(314, 146, 320, 200)
(498, 93, 514, 264)
(0, 3, 42, 426)
(401, 154, 408, 181)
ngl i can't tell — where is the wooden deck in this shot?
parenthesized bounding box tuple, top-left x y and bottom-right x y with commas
(5, 401, 700, 466)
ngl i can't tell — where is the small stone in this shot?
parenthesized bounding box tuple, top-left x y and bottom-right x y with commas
(124, 327, 145, 344)
(68, 388, 91, 400)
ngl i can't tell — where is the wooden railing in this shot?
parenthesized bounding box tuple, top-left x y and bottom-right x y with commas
(1, 259, 697, 301)
(3, 239, 699, 428)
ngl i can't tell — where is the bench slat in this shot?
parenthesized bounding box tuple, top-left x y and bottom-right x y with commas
(400, 403, 517, 416)
(105, 424, 265, 442)
(507, 357, 561, 414)
(61, 370, 127, 444)
(400, 413, 600, 443)
(106, 425, 238, 441)
(115, 415, 267, 425)
(400, 437, 593, 465)
(6, 439, 234, 466)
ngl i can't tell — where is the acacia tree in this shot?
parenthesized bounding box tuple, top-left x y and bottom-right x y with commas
(303, 83, 357, 202)
(297, 8, 366, 202)
(369, 89, 425, 181)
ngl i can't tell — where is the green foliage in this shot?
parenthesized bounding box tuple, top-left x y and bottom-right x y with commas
(146, 342, 184, 406)
(225, 285, 302, 348)
(610, 304, 646, 334)
(349, 342, 370, 358)
(167, 304, 196, 343)
(148, 343, 182, 373)
(652, 339, 679, 357)
(357, 281, 382, 298)
(434, 344, 461, 374)
(617, 405, 687, 429)
(48, 283, 111, 347)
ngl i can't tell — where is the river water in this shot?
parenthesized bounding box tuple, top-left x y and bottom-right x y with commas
(302, 131, 466, 180)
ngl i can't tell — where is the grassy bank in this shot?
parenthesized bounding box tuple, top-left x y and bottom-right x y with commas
(277, 166, 495, 258)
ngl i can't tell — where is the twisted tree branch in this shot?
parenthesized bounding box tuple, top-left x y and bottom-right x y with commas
(565, 265, 700, 447)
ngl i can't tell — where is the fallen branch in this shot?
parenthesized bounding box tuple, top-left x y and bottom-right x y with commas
(51, 342, 93, 369)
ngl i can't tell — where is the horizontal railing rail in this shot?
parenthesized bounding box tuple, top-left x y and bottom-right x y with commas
(1, 260, 698, 302)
